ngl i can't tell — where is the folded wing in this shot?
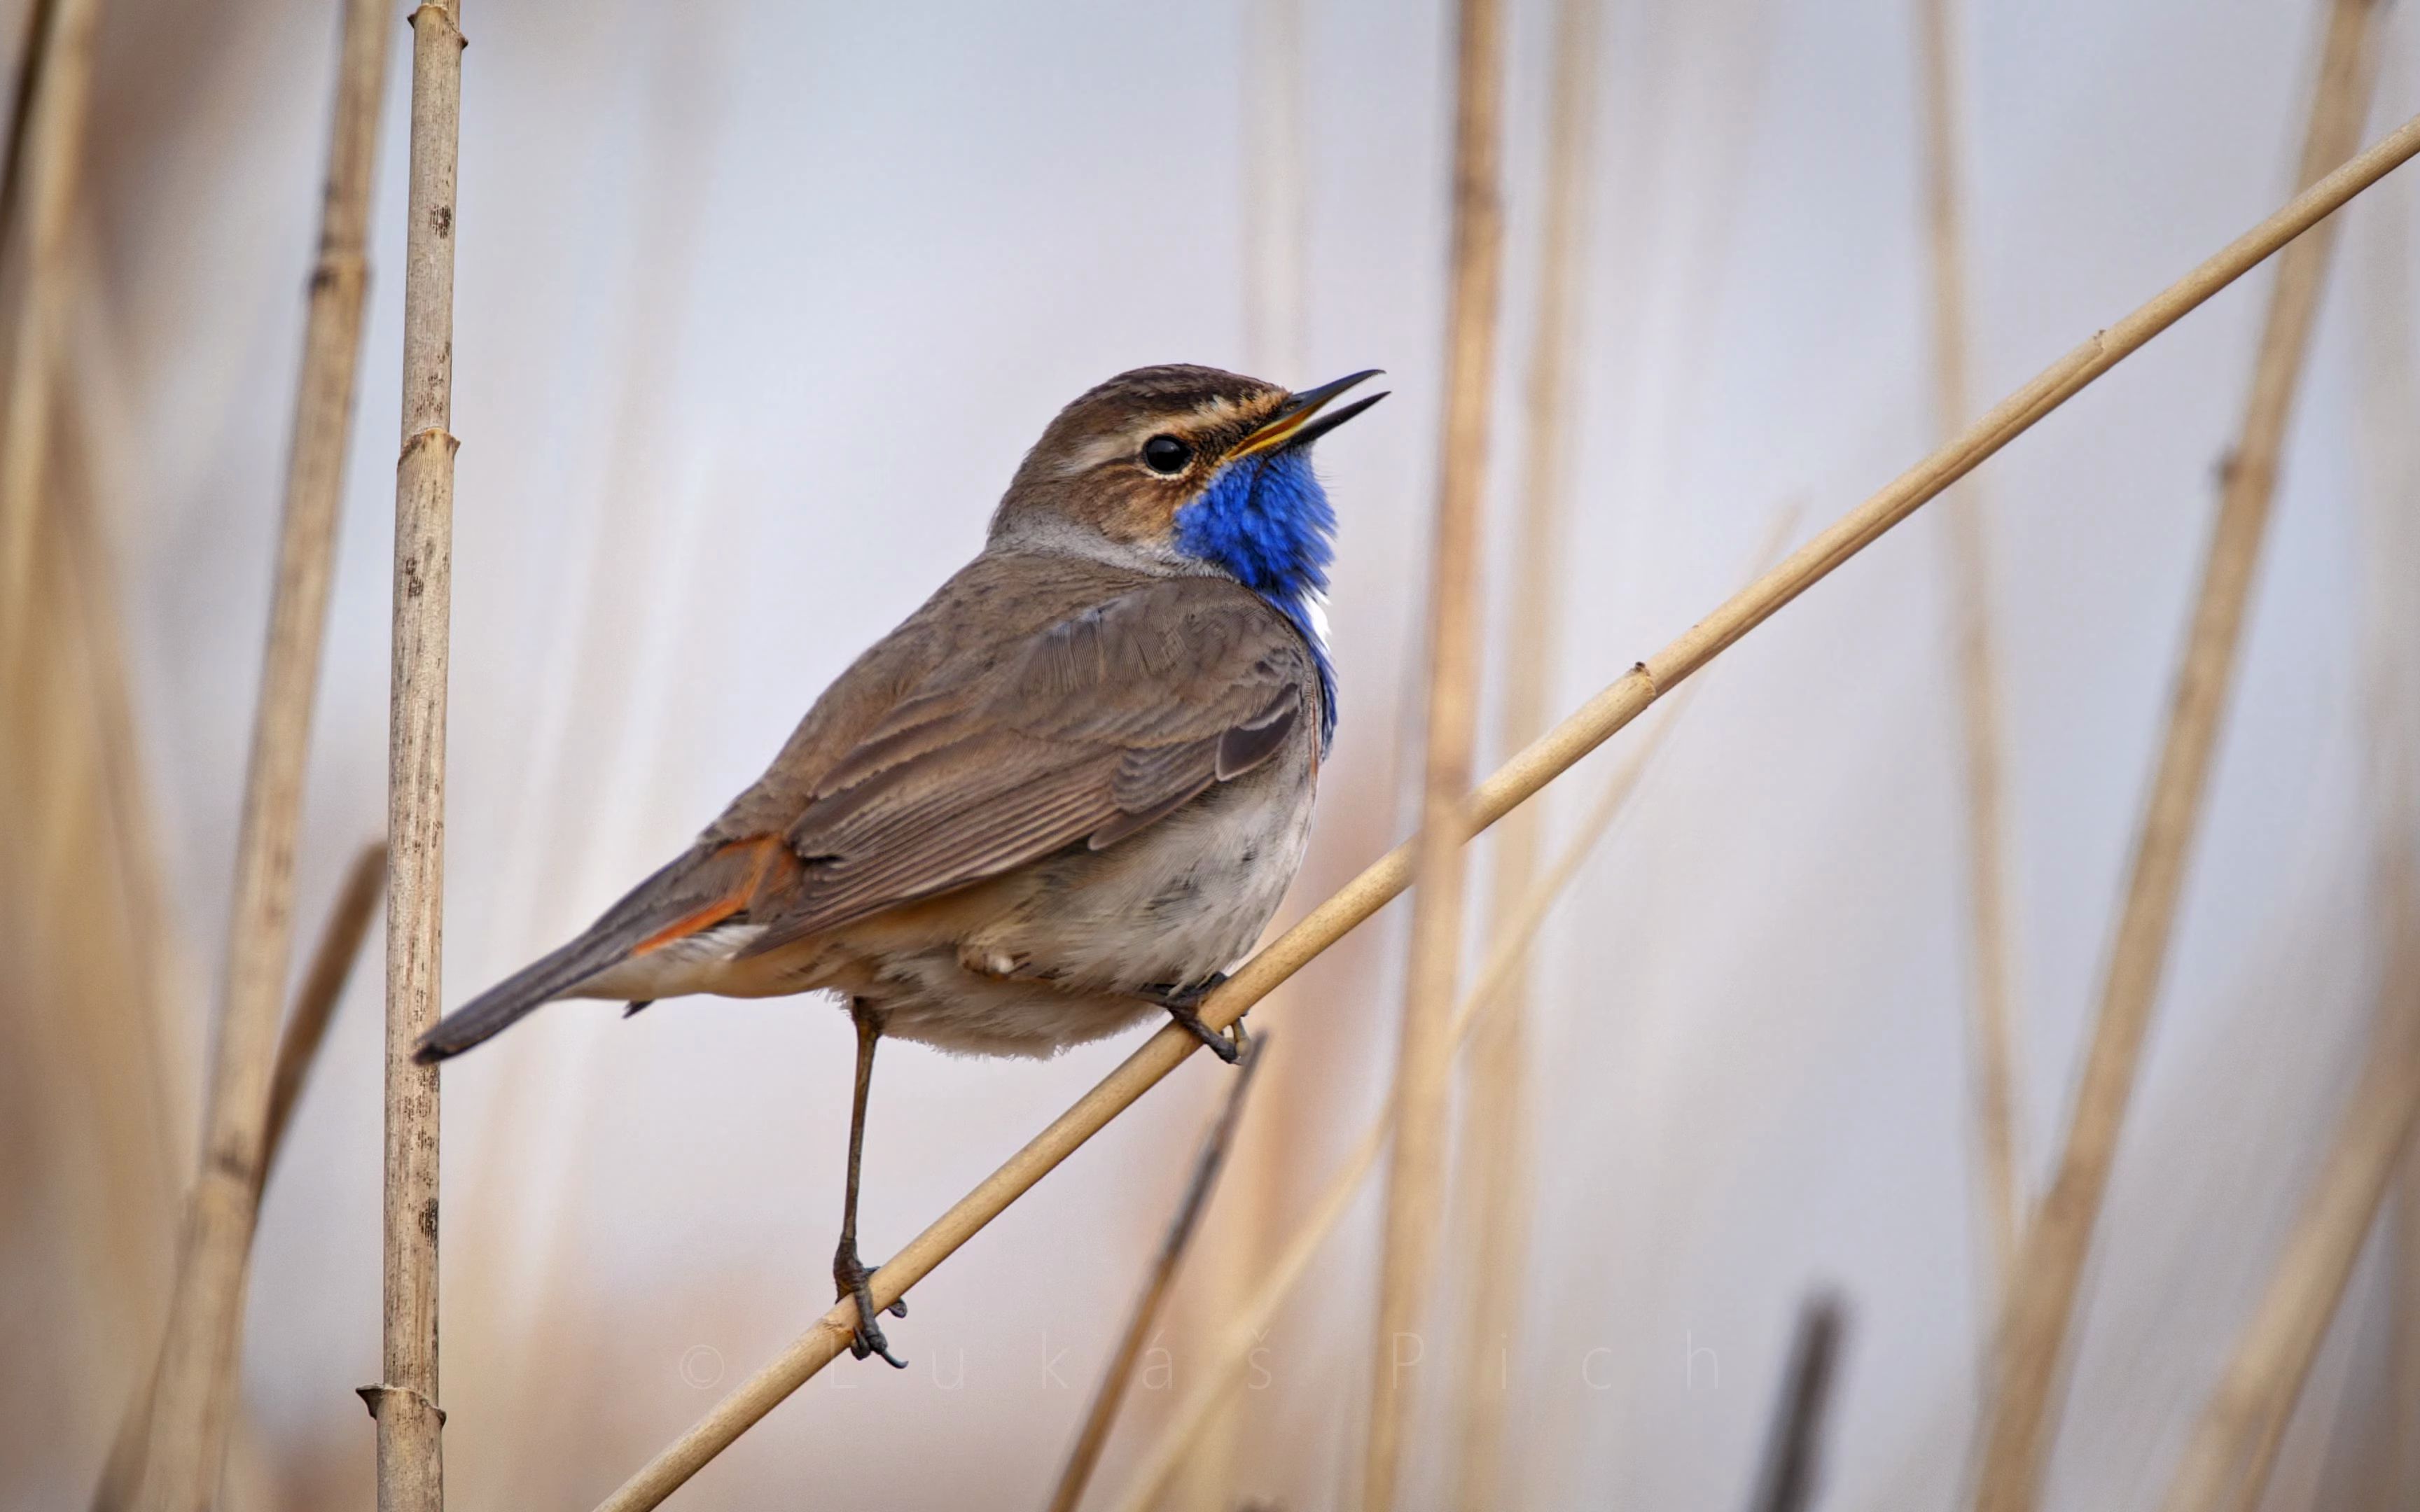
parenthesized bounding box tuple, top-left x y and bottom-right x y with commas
(737, 573, 1316, 955)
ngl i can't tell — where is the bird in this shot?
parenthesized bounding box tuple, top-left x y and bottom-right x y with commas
(415, 363, 1384, 1366)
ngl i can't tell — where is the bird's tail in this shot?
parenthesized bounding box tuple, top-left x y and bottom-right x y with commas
(413, 836, 797, 1064)
(412, 930, 631, 1063)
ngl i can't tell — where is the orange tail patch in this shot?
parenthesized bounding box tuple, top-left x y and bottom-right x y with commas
(632, 836, 794, 955)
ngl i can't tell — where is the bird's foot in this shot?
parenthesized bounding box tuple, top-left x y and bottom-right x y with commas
(832, 1239, 909, 1368)
(1144, 974, 1248, 1065)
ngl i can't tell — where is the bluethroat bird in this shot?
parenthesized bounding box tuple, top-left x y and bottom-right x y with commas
(416, 364, 1384, 1366)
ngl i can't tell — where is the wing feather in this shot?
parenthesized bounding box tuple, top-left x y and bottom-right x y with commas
(735, 572, 1315, 953)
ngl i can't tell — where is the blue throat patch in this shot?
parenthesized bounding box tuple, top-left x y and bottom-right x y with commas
(1173, 447, 1340, 749)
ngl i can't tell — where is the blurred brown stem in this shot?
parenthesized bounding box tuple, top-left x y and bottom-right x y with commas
(1447, 0, 1599, 1505)
(1744, 1294, 1851, 1512)
(1046, 1040, 1267, 1512)
(1363, 2, 1508, 1507)
(1973, 6, 2382, 1507)
(1917, 0, 2026, 1297)
(263, 841, 389, 1179)
(590, 110, 2420, 1512)
(118, 2, 395, 1507)
(0, 0, 96, 659)
(2157, 875, 2420, 1512)
(0, 0, 62, 244)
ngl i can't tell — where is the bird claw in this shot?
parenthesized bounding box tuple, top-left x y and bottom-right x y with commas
(1148, 974, 1249, 1064)
(832, 1242, 908, 1368)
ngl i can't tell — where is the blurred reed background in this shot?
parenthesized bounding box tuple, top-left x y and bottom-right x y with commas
(4, 0, 2419, 1508)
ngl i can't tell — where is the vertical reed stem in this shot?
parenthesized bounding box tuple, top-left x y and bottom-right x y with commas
(1447, 1, 1599, 1504)
(120, 4, 395, 1506)
(1363, 2, 1506, 1507)
(1973, 5, 2381, 1506)
(1917, 0, 2025, 1297)
(367, 4, 466, 1508)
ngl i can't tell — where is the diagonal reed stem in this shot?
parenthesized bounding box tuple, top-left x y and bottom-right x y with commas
(1046, 1040, 1267, 1512)
(1744, 1294, 1851, 1512)
(263, 840, 389, 1180)
(118, 3, 396, 1506)
(1972, 6, 2383, 1506)
(365, 4, 467, 1508)
(1104, 667, 1716, 1512)
(1363, 0, 1508, 1506)
(2156, 867, 2420, 1512)
(1917, 0, 2026, 1300)
(590, 110, 2420, 1512)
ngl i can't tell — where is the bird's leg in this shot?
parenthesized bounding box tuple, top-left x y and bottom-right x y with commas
(1139, 972, 1248, 1064)
(833, 997, 908, 1368)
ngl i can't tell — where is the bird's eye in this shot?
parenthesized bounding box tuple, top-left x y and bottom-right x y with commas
(1141, 434, 1195, 475)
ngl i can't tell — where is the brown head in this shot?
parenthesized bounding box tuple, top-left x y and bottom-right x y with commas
(987, 363, 1384, 575)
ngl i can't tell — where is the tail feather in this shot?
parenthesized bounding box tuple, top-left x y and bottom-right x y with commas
(413, 837, 794, 1064)
(412, 930, 633, 1063)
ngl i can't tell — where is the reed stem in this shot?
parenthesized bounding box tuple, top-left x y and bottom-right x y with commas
(1972, 8, 2381, 1506)
(366, 4, 466, 1508)
(1917, 0, 2026, 1299)
(0, 0, 95, 664)
(2155, 873, 2420, 1512)
(120, 3, 395, 1505)
(589, 109, 2420, 1512)
(1361, 0, 1507, 1506)
(263, 841, 389, 1179)
(1446, 0, 1599, 1504)
(1744, 1294, 1850, 1512)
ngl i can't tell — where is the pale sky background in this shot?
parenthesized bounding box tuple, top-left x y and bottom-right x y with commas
(18, 0, 2420, 1506)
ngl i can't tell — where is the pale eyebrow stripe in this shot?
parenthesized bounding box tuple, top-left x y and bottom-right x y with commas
(1051, 395, 1273, 477)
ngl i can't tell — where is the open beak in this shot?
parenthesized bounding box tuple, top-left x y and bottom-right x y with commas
(1230, 369, 1389, 460)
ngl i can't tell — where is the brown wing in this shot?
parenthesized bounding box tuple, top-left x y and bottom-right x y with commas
(735, 570, 1316, 954)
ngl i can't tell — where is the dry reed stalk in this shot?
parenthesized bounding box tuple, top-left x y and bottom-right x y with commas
(1104, 687, 1705, 1512)
(1446, 0, 1599, 1502)
(364, 4, 466, 1508)
(587, 111, 2420, 1512)
(118, 2, 396, 1506)
(1362, 1, 1507, 1506)
(1972, 7, 2383, 1506)
(1046, 1042, 1267, 1512)
(1744, 1294, 1850, 1512)
(104, 841, 384, 1506)
(263, 841, 389, 1177)
(1916, 0, 2025, 1294)
(2155, 885, 2420, 1512)
(0, 0, 95, 657)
